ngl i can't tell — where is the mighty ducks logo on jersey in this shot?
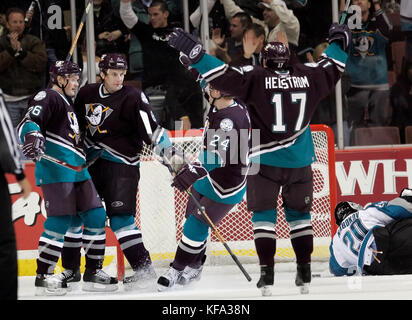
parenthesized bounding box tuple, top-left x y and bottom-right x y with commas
(353, 35, 375, 58)
(85, 103, 113, 135)
(67, 112, 81, 144)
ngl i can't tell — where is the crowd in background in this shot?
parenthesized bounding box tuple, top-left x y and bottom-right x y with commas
(0, 0, 410, 146)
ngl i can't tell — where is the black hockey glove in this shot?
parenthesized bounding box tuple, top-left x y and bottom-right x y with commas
(22, 131, 45, 161)
(168, 28, 205, 64)
(328, 23, 351, 51)
(171, 162, 208, 192)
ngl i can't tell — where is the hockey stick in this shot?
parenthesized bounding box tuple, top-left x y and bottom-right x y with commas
(159, 149, 252, 282)
(39, 150, 103, 172)
(65, 0, 94, 61)
(19, 144, 103, 172)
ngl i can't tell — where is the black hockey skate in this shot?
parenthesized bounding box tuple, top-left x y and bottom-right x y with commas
(295, 263, 311, 294)
(82, 268, 118, 292)
(35, 273, 68, 296)
(55, 268, 81, 291)
(256, 265, 274, 296)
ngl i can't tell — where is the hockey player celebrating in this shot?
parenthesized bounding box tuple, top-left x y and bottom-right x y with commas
(17, 61, 112, 295)
(330, 189, 412, 276)
(62, 53, 182, 291)
(167, 23, 350, 295)
(157, 82, 251, 291)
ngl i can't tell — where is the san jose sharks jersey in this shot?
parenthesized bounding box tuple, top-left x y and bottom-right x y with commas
(329, 197, 412, 276)
(74, 83, 171, 165)
(191, 42, 347, 168)
(17, 89, 90, 185)
(193, 100, 251, 204)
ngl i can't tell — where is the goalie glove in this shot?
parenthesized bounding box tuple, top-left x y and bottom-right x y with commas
(22, 131, 45, 161)
(327, 22, 351, 51)
(171, 162, 208, 192)
(168, 28, 205, 64)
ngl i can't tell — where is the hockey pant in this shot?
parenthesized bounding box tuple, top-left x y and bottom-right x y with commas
(37, 207, 106, 274)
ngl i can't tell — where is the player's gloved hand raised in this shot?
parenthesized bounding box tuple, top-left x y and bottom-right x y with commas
(168, 28, 205, 64)
(22, 131, 45, 161)
(328, 22, 351, 51)
(171, 162, 208, 191)
(161, 145, 188, 173)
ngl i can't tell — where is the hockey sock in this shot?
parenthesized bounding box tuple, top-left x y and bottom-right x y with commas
(36, 215, 72, 274)
(61, 215, 83, 270)
(80, 207, 106, 270)
(252, 210, 277, 267)
(285, 207, 313, 265)
(173, 214, 208, 271)
(110, 215, 151, 269)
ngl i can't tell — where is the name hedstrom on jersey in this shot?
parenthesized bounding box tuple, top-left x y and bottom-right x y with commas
(264, 75, 310, 90)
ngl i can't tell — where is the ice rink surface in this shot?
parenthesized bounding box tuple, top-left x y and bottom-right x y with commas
(17, 262, 412, 305)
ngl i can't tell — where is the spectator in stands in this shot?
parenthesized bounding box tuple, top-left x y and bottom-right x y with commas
(212, 11, 252, 66)
(343, 0, 393, 145)
(119, 0, 203, 130)
(400, 0, 412, 57)
(0, 13, 5, 37)
(190, 0, 230, 39)
(94, 0, 130, 57)
(390, 57, 412, 144)
(111, 0, 148, 84)
(0, 7, 47, 128)
(1, 1, 72, 86)
(238, 22, 266, 66)
(220, 0, 300, 52)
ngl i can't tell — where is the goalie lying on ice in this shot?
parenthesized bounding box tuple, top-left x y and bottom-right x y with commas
(329, 188, 412, 276)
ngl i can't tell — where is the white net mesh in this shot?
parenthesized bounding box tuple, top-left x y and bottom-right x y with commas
(129, 126, 335, 268)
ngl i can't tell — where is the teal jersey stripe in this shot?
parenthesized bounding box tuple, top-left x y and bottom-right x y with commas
(35, 141, 90, 185)
(20, 121, 41, 142)
(250, 126, 316, 168)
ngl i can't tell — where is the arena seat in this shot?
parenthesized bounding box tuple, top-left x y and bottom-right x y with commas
(391, 41, 405, 76)
(405, 126, 412, 144)
(354, 126, 401, 146)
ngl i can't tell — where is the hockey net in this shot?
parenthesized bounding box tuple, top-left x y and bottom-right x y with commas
(116, 124, 337, 277)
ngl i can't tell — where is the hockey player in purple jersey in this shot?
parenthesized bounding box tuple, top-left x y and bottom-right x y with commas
(157, 82, 251, 291)
(62, 53, 183, 291)
(17, 61, 113, 295)
(167, 22, 351, 295)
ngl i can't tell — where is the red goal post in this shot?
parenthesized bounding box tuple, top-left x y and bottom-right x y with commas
(115, 124, 337, 279)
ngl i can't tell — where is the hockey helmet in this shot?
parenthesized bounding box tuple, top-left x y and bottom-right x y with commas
(334, 201, 363, 226)
(400, 188, 412, 204)
(49, 60, 81, 84)
(98, 53, 128, 71)
(261, 41, 290, 70)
